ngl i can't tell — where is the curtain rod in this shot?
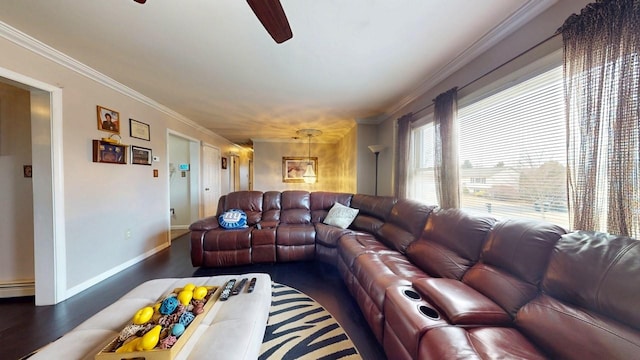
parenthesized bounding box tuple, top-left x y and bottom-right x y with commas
(410, 32, 561, 118)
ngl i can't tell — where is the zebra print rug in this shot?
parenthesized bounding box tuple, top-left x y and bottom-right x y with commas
(259, 283, 361, 360)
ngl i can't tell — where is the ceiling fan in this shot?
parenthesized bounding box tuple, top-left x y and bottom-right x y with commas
(132, 0, 293, 44)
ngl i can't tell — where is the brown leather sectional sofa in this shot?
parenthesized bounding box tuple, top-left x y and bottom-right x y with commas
(189, 190, 640, 359)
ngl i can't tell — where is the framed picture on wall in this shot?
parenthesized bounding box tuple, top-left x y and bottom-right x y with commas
(97, 105, 120, 134)
(129, 118, 150, 141)
(221, 157, 228, 169)
(131, 145, 152, 165)
(93, 140, 127, 164)
(282, 156, 317, 183)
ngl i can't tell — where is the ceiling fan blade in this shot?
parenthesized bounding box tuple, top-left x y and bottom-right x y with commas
(247, 0, 293, 44)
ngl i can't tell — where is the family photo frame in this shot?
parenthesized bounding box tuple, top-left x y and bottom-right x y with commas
(97, 105, 120, 134)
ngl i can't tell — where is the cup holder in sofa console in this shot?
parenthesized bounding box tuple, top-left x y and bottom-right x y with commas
(418, 305, 440, 320)
(403, 289, 421, 300)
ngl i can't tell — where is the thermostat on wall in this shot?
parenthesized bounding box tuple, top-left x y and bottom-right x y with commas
(153, 156, 160, 162)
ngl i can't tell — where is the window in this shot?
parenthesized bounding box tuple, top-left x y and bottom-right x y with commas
(408, 121, 438, 205)
(458, 66, 568, 227)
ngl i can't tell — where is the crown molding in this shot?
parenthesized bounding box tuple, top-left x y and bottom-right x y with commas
(252, 137, 334, 144)
(355, 114, 387, 125)
(0, 20, 231, 144)
(385, 0, 558, 120)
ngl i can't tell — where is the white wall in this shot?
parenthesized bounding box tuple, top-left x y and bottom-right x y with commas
(0, 28, 239, 301)
(0, 81, 34, 293)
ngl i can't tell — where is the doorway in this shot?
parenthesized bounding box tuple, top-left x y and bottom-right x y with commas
(0, 67, 65, 306)
(168, 132, 201, 236)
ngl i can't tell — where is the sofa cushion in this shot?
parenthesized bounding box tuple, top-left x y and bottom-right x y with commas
(224, 191, 263, 225)
(406, 208, 495, 279)
(377, 199, 436, 253)
(315, 223, 352, 248)
(480, 219, 565, 285)
(542, 231, 640, 330)
(310, 191, 353, 223)
(516, 294, 640, 359)
(338, 232, 393, 269)
(280, 191, 311, 224)
(460, 218, 566, 317)
(323, 202, 359, 229)
(413, 278, 511, 326)
(351, 194, 397, 219)
(419, 326, 547, 360)
(350, 194, 396, 233)
(260, 191, 281, 227)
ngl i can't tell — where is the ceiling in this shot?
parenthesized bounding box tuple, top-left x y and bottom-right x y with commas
(0, 0, 549, 146)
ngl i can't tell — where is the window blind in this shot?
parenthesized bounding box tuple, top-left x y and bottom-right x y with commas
(408, 122, 438, 205)
(457, 66, 568, 227)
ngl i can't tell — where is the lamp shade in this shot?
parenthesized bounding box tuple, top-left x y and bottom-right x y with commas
(303, 163, 316, 183)
(368, 144, 386, 153)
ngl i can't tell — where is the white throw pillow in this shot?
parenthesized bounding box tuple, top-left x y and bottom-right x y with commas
(323, 202, 359, 229)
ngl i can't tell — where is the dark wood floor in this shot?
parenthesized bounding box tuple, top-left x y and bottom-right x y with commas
(0, 234, 386, 360)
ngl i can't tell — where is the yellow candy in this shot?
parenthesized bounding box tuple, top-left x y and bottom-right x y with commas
(115, 337, 141, 353)
(183, 283, 196, 292)
(132, 306, 154, 325)
(140, 325, 161, 350)
(193, 286, 208, 300)
(115, 325, 161, 352)
(177, 289, 193, 305)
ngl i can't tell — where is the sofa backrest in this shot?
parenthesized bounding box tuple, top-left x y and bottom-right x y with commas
(261, 191, 282, 227)
(515, 231, 640, 359)
(377, 199, 437, 254)
(543, 231, 640, 328)
(406, 208, 496, 279)
(223, 191, 264, 225)
(349, 194, 397, 234)
(280, 190, 311, 224)
(462, 218, 566, 316)
(310, 192, 353, 223)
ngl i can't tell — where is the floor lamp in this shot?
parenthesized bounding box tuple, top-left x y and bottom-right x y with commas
(368, 145, 386, 196)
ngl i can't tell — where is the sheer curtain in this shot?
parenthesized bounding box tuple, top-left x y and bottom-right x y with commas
(434, 87, 460, 209)
(394, 113, 414, 199)
(560, 0, 640, 236)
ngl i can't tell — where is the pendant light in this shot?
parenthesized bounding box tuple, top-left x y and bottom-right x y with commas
(296, 129, 322, 184)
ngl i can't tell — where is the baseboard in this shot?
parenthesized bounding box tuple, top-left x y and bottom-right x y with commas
(171, 225, 189, 230)
(0, 280, 35, 298)
(65, 242, 170, 299)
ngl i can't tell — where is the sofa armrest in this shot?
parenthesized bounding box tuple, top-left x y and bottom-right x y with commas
(189, 216, 220, 231)
(413, 278, 511, 326)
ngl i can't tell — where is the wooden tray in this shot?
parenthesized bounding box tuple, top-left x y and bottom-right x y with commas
(95, 285, 221, 360)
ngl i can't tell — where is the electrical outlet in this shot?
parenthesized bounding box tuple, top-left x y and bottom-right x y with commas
(125, 229, 131, 239)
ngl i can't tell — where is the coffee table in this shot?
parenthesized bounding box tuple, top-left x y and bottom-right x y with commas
(28, 273, 272, 360)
